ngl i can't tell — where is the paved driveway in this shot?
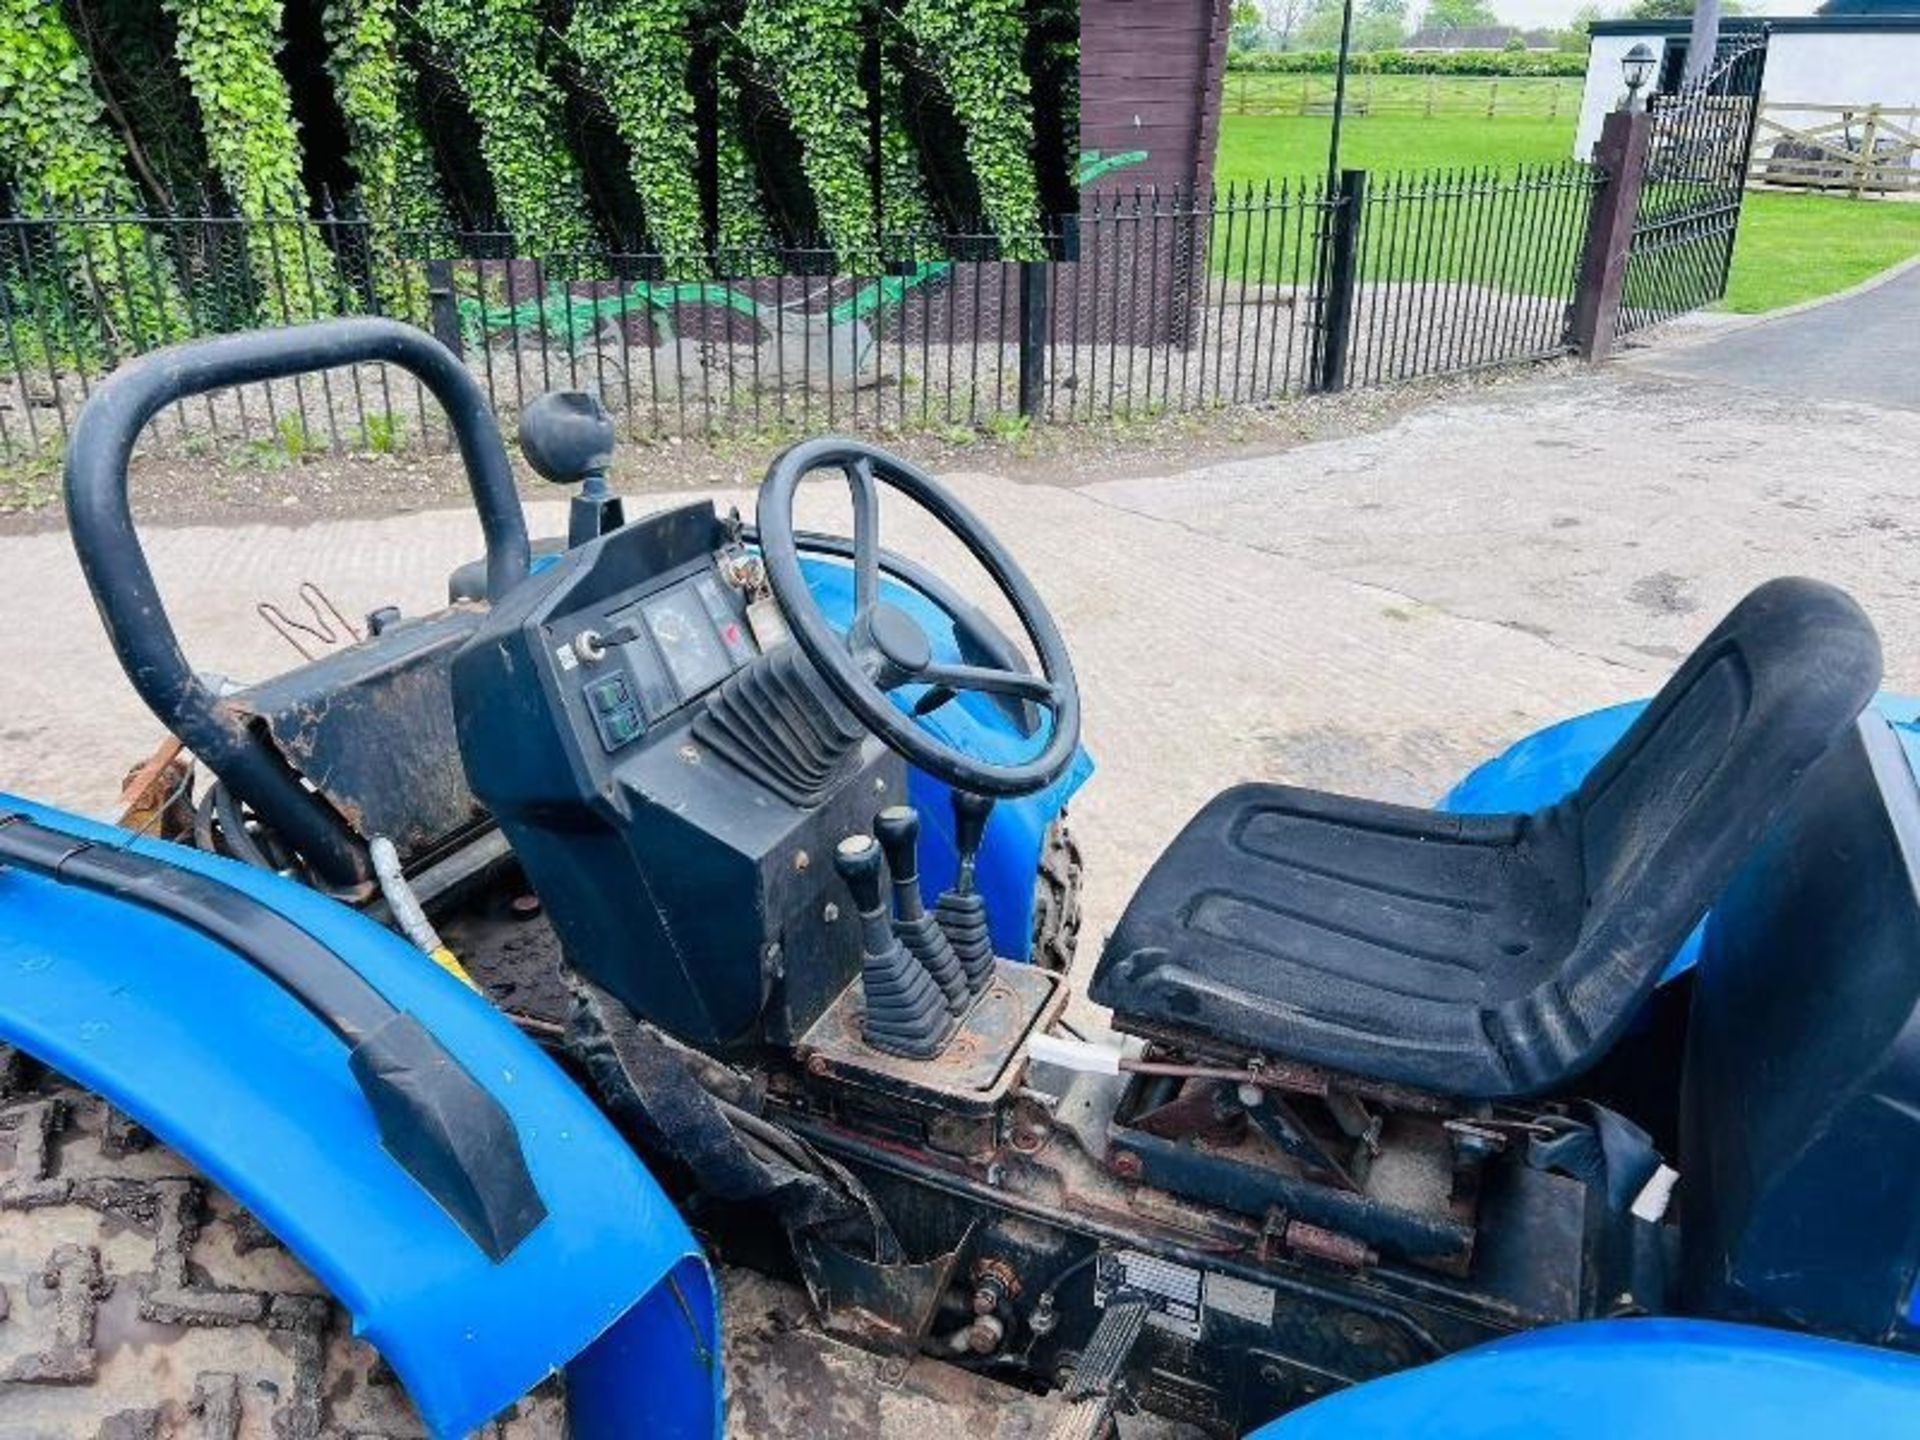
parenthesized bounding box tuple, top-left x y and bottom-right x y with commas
(1626, 259, 1920, 413)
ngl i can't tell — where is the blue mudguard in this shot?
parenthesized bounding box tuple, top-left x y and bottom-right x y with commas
(0, 796, 720, 1440)
(1442, 692, 1920, 981)
(801, 556, 1093, 959)
(1246, 1319, 1920, 1438)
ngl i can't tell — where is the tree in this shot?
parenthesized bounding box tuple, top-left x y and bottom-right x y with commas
(1301, 0, 1409, 49)
(1422, 0, 1500, 31)
(0, 0, 186, 348)
(1232, 1, 1265, 46)
(1555, 3, 1602, 52)
(1261, 0, 1312, 49)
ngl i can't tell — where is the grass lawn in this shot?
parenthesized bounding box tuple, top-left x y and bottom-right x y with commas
(1214, 114, 1578, 188)
(1722, 191, 1920, 313)
(1215, 109, 1920, 314)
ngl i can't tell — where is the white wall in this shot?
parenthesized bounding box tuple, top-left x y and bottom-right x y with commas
(1573, 29, 1920, 161)
(1760, 33, 1920, 131)
(1575, 32, 1656, 159)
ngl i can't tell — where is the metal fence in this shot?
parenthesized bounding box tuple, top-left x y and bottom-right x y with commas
(1617, 36, 1768, 338)
(0, 167, 1605, 462)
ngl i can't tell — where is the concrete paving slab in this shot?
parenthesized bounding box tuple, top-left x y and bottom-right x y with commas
(1084, 367, 1920, 692)
(0, 464, 1630, 967)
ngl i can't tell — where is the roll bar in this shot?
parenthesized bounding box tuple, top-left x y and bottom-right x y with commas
(63, 320, 531, 891)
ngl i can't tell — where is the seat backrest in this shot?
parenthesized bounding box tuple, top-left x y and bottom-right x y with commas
(1489, 577, 1881, 1091)
(1680, 713, 1920, 1344)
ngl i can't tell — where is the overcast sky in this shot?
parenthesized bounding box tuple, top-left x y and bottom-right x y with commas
(1458, 0, 1812, 26)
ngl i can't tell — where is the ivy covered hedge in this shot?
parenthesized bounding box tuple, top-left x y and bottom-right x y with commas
(417, 0, 596, 257)
(1227, 48, 1588, 77)
(0, 0, 185, 349)
(0, 0, 1075, 295)
(163, 0, 338, 318)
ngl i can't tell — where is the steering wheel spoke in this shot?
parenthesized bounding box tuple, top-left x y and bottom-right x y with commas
(912, 662, 1058, 708)
(844, 456, 881, 622)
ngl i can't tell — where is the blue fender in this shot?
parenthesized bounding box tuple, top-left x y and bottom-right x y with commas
(1442, 692, 1920, 981)
(0, 796, 720, 1439)
(1246, 1319, 1920, 1438)
(800, 555, 1093, 959)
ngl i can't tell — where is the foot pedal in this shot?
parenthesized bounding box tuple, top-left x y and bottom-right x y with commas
(1047, 1297, 1148, 1440)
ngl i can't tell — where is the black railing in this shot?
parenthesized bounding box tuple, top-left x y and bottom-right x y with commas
(0, 167, 1610, 461)
(1618, 35, 1769, 337)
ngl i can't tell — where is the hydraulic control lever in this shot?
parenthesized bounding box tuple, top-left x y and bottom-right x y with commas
(934, 790, 997, 1000)
(519, 390, 623, 547)
(834, 835, 956, 1059)
(873, 806, 969, 1016)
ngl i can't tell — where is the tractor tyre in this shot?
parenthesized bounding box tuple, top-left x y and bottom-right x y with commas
(0, 1052, 559, 1438)
(1029, 813, 1085, 976)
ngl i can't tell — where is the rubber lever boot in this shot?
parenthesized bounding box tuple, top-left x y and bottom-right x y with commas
(934, 790, 997, 1001)
(834, 835, 955, 1059)
(874, 805, 970, 1017)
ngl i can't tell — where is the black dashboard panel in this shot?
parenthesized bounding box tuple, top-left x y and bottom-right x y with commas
(450, 501, 900, 1054)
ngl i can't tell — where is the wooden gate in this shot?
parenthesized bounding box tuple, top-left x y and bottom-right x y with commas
(1750, 103, 1920, 196)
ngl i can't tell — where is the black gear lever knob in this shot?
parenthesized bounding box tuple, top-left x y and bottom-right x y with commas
(833, 833, 888, 913)
(519, 391, 615, 486)
(952, 789, 994, 866)
(874, 805, 970, 1015)
(520, 391, 624, 546)
(835, 835, 954, 1057)
(936, 792, 997, 999)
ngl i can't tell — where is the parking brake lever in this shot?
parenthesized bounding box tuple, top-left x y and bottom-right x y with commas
(934, 791, 997, 1001)
(874, 806, 970, 1016)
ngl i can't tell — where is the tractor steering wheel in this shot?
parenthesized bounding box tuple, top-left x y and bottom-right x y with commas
(755, 437, 1081, 798)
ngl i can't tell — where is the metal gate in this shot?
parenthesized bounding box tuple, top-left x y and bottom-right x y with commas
(1617, 32, 1770, 336)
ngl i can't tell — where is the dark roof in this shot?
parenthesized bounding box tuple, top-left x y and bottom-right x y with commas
(1591, 14, 1920, 33)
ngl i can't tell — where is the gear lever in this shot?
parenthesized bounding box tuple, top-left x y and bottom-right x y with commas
(834, 835, 955, 1058)
(874, 806, 970, 1016)
(934, 790, 996, 1000)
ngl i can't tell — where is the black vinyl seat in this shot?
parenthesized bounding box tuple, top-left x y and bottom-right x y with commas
(1090, 578, 1883, 1099)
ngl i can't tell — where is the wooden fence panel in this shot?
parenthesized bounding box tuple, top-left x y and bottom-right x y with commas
(1748, 102, 1920, 195)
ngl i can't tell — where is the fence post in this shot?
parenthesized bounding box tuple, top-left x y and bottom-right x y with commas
(1017, 259, 1048, 421)
(1316, 169, 1366, 394)
(1568, 110, 1652, 362)
(1854, 103, 1882, 199)
(425, 257, 463, 358)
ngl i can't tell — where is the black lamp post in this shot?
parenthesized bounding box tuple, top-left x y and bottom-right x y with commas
(1621, 42, 1657, 112)
(1325, 0, 1357, 194)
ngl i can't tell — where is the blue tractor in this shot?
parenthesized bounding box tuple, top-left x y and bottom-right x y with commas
(4, 320, 1920, 1437)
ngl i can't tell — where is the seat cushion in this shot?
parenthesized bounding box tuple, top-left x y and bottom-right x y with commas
(1090, 783, 1583, 1096)
(1092, 577, 1883, 1101)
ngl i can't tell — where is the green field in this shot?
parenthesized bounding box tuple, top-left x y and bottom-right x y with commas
(1222, 71, 1583, 123)
(1722, 191, 1920, 312)
(1215, 102, 1920, 314)
(1215, 113, 1576, 188)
